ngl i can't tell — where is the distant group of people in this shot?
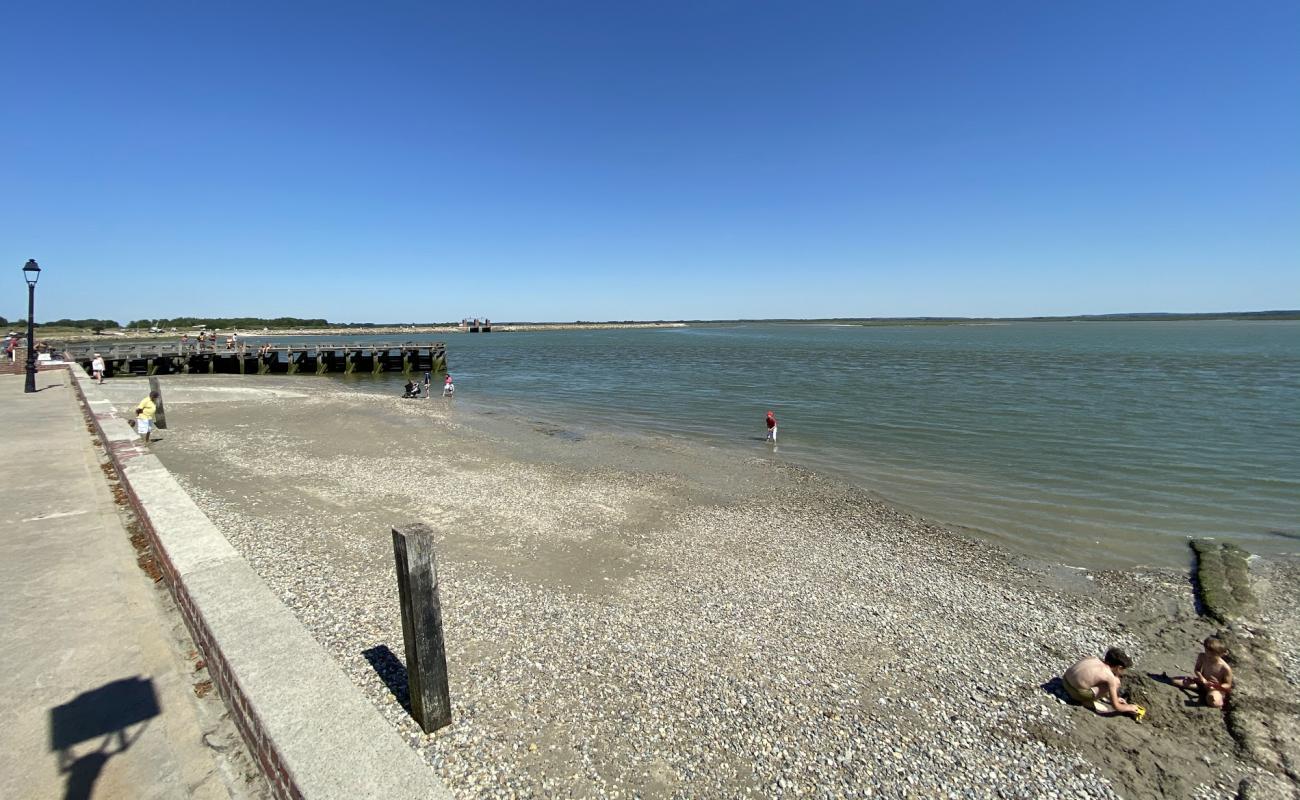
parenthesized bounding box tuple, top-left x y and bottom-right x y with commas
(4, 334, 54, 362)
(180, 330, 257, 352)
(186, 331, 212, 350)
(402, 373, 455, 399)
(178, 330, 242, 352)
(1062, 637, 1233, 719)
(187, 331, 240, 350)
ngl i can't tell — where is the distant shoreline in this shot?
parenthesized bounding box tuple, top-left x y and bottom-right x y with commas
(33, 311, 1299, 342)
(50, 321, 689, 342)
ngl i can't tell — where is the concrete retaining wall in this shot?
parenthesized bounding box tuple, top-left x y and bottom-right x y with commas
(69, 366, 451, 800)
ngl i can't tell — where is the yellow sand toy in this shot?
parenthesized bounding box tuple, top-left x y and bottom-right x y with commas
(1133, 704, 1147, 723)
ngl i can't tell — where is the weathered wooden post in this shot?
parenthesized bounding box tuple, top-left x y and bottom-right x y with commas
(391, 523, 452, 732)
(147, 376, 167, 430)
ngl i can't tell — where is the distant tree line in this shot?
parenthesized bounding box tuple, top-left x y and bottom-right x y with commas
(124, 317, 333, 330)
(47, 317, 123, 329)
(2, 316, 121, 331)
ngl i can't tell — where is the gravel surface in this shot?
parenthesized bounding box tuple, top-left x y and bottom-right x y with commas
(1256, 558, 1300, 690)
(106, 377, 1298, 799)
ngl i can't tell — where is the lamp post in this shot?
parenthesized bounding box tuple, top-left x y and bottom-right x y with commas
(22, 259, 41, 393)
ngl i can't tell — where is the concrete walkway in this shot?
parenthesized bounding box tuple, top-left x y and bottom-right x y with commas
(0, 369, 251, 800)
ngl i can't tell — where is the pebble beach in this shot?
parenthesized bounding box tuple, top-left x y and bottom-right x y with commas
(104, 376, 1299, 799)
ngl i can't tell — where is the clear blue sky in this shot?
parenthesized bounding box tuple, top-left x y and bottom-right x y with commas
(3, 1, 1297, 323)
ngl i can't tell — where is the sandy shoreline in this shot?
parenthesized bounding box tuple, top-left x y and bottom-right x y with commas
(98, 375, 1299, 798)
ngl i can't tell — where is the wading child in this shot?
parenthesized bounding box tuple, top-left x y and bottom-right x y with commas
(1172, 637, 1233, 708)
(1062, 647, 1141, 716)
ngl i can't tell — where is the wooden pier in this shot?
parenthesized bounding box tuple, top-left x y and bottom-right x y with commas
(60, 341, 447, 379)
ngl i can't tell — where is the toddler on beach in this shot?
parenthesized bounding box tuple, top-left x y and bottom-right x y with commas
(1170, 637, 1233, 707)
(135, 390, 160, 443)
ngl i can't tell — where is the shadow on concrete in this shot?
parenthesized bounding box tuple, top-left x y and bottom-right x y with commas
(49, 676, 160, 800)
(362, 645, 411, 714)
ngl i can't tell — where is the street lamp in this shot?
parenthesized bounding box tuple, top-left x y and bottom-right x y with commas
(22, 259, 41, 393)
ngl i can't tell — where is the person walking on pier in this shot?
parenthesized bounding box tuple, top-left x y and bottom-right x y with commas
(135, 390, 161, 444)
(765, 410, 778, 443)
(91, 353, 105, 384)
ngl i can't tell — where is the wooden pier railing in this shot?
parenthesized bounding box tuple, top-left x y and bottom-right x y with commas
(58, 341, 447, 378)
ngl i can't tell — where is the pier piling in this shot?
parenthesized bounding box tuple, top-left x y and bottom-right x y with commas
(391, 523, 452, 733)
(148, 376, 167, 430)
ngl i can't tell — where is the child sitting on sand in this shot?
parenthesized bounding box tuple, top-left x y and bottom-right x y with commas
(1062, 648, 1141, 716)
(1171, 637, 1233, 708)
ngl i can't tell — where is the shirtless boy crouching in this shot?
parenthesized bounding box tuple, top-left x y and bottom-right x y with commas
(1062, 647, 1141, 716)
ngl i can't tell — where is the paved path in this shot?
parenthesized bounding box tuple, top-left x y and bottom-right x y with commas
(0, 369, 249, 800)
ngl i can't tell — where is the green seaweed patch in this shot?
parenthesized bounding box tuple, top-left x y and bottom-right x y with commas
(1190, 539, 1257, 623)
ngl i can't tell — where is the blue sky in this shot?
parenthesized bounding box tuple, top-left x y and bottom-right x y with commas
(2, 1, 1297, 323)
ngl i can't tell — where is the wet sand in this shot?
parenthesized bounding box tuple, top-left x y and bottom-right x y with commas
(100, 375, 1299, 798)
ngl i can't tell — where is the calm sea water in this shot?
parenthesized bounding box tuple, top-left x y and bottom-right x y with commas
(251, 322, 1300, 568)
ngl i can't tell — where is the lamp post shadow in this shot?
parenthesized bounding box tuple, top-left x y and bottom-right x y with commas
(48, 676, 160, 800)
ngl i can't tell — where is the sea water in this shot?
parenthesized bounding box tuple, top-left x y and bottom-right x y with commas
(250, 321, 1300, 568)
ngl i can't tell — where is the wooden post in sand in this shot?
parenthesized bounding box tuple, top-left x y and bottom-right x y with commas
(391, 523, 452, 732)
(147, 376, 167, 430)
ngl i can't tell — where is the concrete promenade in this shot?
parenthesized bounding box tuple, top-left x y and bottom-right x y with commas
(0, 369, 251, 799)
